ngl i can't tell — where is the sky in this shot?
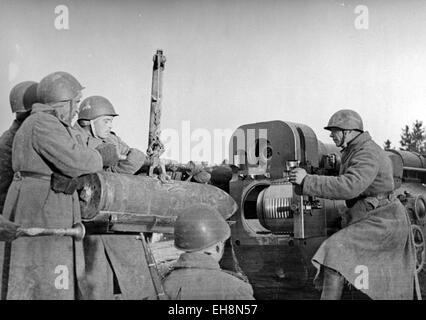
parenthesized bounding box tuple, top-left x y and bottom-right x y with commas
(0, 0, 425, 164)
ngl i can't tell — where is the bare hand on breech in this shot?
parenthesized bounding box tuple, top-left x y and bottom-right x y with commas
(0, 215, 20, 242)
(289, 168, 307, 185)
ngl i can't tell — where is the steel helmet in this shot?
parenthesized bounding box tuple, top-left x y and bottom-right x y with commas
(37, 71, 84, 104)
(324, 109, 364, 132)
(174, 204, 231, 252)
(78, 96, 118, 120)
(210, 166, 233, 185)
(9, 81, 38, 113)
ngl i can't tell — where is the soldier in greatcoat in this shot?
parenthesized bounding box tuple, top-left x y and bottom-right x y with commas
(76, 95, 157, 300)
(290, 109, 415, 300)
(0, 71, 118, 300)
(0, 81, 38, 215)
(0, 81, 38, 293)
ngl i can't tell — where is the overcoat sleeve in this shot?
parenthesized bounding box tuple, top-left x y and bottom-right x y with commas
(302, 146, 380, 200)
(106, 133, 146, 174)
(32, 114, 103, 177)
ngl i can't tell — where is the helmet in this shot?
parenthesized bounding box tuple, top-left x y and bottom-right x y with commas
(9, 81, 38, 113)
(174, 204, 231, 252)
(37, 71, 84, 104)
(210, 166, 233, 185)
(324, 109, 363, 132)
(78, 96, 118, 120)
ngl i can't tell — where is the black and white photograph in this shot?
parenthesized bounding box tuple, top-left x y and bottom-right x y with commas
(0, 0, 425, 306)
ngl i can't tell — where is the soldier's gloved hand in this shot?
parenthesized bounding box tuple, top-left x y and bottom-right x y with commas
(104, 133, 130, 157)
(0, 215, 20, 242)
(95, 143, 121, 167)
(289, 168, 307, 185)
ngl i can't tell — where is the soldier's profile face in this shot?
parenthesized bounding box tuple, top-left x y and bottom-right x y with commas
(93, 115, 114, 139)
(70, 93, 82, 124)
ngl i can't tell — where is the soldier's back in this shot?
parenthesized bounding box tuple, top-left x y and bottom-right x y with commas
(163, 252, 254, 300)
(0, 121, 21, 213)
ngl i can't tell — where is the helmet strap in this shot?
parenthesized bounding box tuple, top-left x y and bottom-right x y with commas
(51, 101, 72, 126)
(69, 101, 79, 127)
(337, 130, 349, 148)
(90, 119, 100, 139)
(339, 130, 361, 149)
(15, 110, 31, 122)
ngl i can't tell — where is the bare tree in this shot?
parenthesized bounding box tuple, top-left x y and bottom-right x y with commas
(399, 120, 425, 153)
(383, 139, 392, 150)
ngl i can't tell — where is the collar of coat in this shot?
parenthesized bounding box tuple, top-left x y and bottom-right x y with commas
(173, 251, 221, 271)
(10, 119, 22, 131)
(31, 103, 56, 114)
(342, 131, 372, 153)
(31, 103, 70, 127)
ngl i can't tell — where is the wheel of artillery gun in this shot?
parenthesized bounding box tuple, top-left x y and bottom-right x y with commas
(411, 224, 425, 274)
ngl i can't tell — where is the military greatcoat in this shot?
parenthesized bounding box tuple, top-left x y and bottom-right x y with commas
(0, 120, 22, 215)
(78, 127, 156, 300)
(302, 131, 415, 300)
(1, 103, 103, 300)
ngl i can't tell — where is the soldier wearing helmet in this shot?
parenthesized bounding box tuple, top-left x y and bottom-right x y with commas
(0, 81, 38, 215)
(0, 71, 105, 300)
(210, 165, 234, 193)
(0, 81, 38, 290)
(76, 95, 158, 300)
(289, 109, 415, 300)
(162, 204, 254, 300)
(77, 95, 147, 174)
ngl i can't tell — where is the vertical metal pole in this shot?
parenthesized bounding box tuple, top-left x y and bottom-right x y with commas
(147, 50, 166, 177)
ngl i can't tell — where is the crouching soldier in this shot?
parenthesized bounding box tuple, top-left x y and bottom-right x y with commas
(0, 71, 107, 300)
(76, 95, 157, 299)
(289, 109, 415, 300)
(163, 204, 255, 300)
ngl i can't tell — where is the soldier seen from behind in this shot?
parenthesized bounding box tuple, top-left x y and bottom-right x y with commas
(162, 204, 255, 300)
(289, 109, 416, 300)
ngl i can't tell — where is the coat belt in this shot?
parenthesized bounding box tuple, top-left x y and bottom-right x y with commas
(347, 191, 395, 209)
(13, 171, 51, 181)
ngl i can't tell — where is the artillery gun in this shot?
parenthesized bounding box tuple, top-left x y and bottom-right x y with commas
(15, 49, 424, 299)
